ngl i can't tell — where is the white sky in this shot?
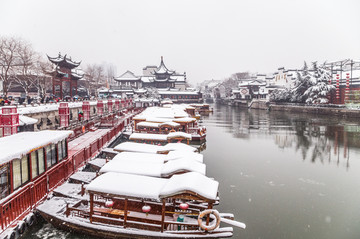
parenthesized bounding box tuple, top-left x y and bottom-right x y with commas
(0, 0, 359, 85)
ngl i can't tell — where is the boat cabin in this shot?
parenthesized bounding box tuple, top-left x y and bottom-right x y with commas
(0, 130, 72, 200)
(113, 142, 197, 154)
(66, 172, 220, 234)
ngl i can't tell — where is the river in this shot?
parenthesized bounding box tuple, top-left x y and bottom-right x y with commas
(25, 104, 360, 239)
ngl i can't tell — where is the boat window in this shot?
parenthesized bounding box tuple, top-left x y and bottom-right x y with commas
(31, 151, 38, 178)
(46, 144, 57, 168)
(62, 140, 67, 159)
(58, 143, 63, 161)
(13, 155, 29, 190)
(38, 148, 45, 175)
(31, 148, 45, 179)
(0, 164, 10, 199)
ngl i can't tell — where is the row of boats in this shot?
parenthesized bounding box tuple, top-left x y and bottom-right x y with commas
(37, 104, 245, 238)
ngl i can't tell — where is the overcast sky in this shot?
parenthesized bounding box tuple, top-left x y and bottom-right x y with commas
(0, 0, 359, 85)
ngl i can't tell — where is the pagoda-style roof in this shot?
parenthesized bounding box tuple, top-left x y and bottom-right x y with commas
(47, 53, 81, 69)
(114, 70, 141, 81)
(153, 56, 175, 75)
(71, 69, 84, 80)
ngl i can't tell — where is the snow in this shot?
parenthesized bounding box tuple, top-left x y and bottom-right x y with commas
(137, 122, 161, 128)
(0, 130, 73, 165)
(160, 122, 180, 127)
(160, 172, 219, 201)
(87, 171, 217, 201)
(129, 132, 191, 141)
(112, 152, 167, 164)
(19, 115, 38, 126)
(70, 172, 97, 184)
(99, 158, 205, 177)
(166, 150, 203, 163)
(86, 172, 168, 200)
(113, 142, 197, 154)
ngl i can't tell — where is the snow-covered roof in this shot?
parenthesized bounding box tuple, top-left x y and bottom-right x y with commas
(87, 172, 167, 200)
(166, 150, 203, 163)
(113, 142, 197, 154)
(99, 158, 205, 177)
(0, 130, 73, 165)
(87, 171, 217, 201)
(137, 122, 160, 128)
(159, 122, 180, 127)
(114, 70, 140, 81)
(129, 132, 191, 141)
(173, 117, 197, 123)
(19, 115, 38, 126)
(158, 91, 199, 95)
(159, 172, 218, 200)
(112, 152, 167, 164)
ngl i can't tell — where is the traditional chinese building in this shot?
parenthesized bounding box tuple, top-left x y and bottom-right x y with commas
(114, 57, 187, 91)
(47, 53, 84, 99)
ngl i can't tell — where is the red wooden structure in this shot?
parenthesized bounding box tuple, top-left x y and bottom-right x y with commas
(82, 102, 90, 121)
(47, 53, 83, 99)
(115, 99, 120, 111)
(97, 101, 104, 116)
(0, 107, 19, 137)
(108, 100, 113, 113)
(121, 99, 125, 109)
(59, 103, 70, 127)
(0, 112, 138, 234)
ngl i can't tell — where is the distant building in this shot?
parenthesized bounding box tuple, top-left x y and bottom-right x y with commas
(47, 53, 84, 98)
(112, 57, 201, 102)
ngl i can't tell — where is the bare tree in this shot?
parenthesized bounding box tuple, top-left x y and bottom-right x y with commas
(11, 40, 38, 97)
(83, 64, 106, 97)
(0, 37, 21, 96)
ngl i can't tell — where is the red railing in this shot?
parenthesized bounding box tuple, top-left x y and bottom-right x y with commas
(0, 110, 136, 233)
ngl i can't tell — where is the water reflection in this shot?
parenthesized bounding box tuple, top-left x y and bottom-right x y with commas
(207, 105, 359, 170)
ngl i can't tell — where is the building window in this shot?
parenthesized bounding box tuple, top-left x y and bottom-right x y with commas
(13, 155, 29, 190)
(57, 139, 68, 161)
(0, 164, 10, 199)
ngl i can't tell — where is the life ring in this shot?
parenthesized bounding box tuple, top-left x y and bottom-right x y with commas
(197, 209, 221, 231)
(82, 125, 86, 133)
(170, 129, 176, 133)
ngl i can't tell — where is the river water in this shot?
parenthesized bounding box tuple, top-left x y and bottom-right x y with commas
(25, 104, 360, 239)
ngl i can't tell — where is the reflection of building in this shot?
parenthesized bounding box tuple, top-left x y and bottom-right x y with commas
(47, 53, 84, 98)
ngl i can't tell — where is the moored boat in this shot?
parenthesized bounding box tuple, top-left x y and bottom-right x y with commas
(37, 172, 245, 238)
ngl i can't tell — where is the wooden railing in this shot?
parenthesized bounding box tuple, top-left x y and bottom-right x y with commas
(0, 110, 130, 233)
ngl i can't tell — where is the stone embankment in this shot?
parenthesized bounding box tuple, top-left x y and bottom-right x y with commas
(269, 104, 360, 118)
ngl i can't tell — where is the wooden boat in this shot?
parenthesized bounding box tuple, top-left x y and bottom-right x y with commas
(37, 172, 245, 238)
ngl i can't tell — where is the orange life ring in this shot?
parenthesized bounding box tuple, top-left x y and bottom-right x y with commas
(170, 129, 176, 133)
(197, 209, 221, 231)
(82, 125, 86, 133)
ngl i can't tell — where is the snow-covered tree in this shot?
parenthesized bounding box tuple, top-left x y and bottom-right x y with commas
(290, 62, 313, 103)
(303, 62, 335, 104)
(269, 88, 291, 102)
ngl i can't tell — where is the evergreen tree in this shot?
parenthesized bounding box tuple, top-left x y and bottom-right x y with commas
(290, 62, 313, 103)
(303, 62, 335, 104)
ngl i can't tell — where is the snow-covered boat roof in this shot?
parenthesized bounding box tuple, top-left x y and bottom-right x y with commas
(166, 150, 203, 163)
(136, 121, 180, 128)
(129, 132, 192, 141)
(0, 130, 73, 165)
(86, 171, 218, 201)
(136, 122, 161, 128)
(112, 152, 167, 164)
(113, 142, 197, 154)
(99, 158, 205, 177)
(19, 115, 38, 126)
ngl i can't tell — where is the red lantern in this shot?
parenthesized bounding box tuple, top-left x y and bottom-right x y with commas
(179, 203, 189, 210)
(105, 200, 114, 208)
(142, 205, 151, 214)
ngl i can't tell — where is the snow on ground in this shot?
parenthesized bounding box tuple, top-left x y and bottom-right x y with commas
(70, 172, 97, 184)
